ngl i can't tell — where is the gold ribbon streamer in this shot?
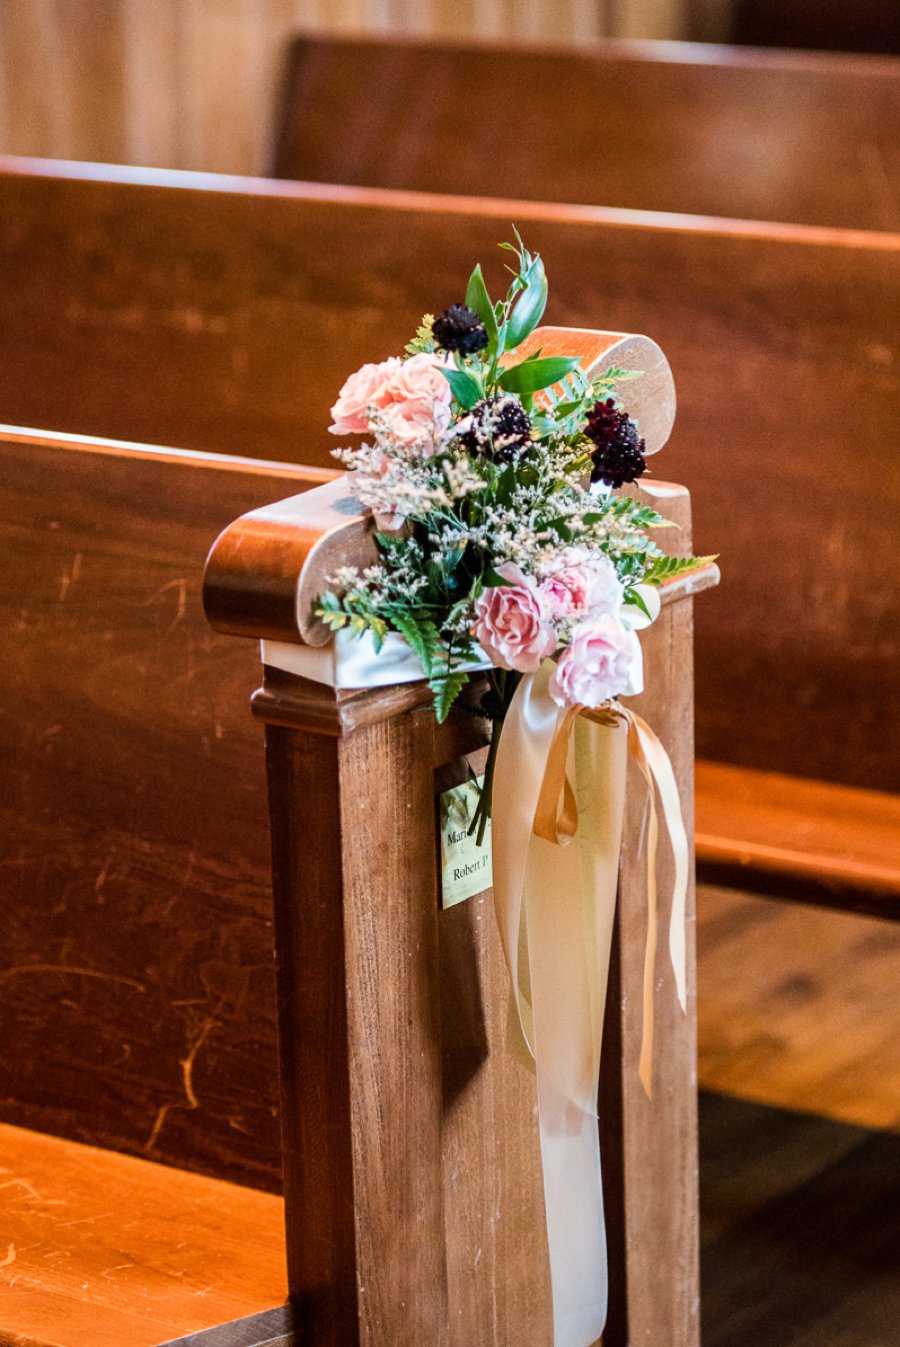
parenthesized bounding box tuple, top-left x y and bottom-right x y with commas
(532, 699, 689, 1096)
(491, 662, 689, 1347)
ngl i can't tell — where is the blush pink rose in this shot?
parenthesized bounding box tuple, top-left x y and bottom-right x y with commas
(473, 563, 558, 673)
(378, 353, 453, 450)
(548, 615, 634, 708)
(329, 358, 403, 435)
(540, 552, 623, 620)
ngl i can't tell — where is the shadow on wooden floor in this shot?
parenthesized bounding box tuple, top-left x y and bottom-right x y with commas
(700, 1091, 900, 1346)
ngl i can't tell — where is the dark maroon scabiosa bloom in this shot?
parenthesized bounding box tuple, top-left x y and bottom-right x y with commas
(458, 395, 533, 463)
(585, 398, 647, 488)
(432, 304, 489, 355)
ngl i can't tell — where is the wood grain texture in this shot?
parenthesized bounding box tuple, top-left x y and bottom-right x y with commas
(1, 158, 898, 788)
(0, 430, 329, 1189)
(256, 693, 551, 1345)
(696, 762, 900, 914)
(601, 482, 700, 1345)
(274, 34, 900, 231)
(0, 7, 698, 177)
(212, 475, 704, 1344)
(0, 1120, 286, 1347)
(697, 886, 900, 1133)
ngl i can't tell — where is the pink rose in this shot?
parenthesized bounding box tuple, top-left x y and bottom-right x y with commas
(540, 551, 622, 620)
(329, 358, 403, 435)
(548, 615, 634, 708)
(378, 353, 453, 450)
(473, 563, 558, 673)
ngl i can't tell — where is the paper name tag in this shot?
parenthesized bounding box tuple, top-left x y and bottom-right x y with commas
(439, 775, 493, 909)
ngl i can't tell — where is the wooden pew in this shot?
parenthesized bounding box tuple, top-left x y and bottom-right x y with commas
(0, 425, 334, 1344)
(2, 425, 334, 1189)
(1, 158, 897, 797)
(0, 156, 893, 1337)
(1, 160, 898, 1219)
(272, 33, 900, 232)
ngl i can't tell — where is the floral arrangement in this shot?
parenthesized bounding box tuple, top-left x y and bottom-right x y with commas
(319, 234, 708, 836)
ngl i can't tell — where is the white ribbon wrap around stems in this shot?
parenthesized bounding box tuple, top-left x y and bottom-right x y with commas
(492, 662, 689, 1347)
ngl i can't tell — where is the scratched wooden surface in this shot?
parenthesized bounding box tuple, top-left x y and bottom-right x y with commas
(1, 159, 898, 788)
(274, 34, 900, 232)
(0, 430, 330, 1190)
(0, 1120, 286, 1347)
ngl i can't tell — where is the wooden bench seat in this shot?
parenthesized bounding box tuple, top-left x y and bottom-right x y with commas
(0, 1121, 287, 1347)
(695, 763, 900, 919)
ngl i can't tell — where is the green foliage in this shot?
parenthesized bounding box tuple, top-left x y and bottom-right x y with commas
(441, 365, 484, 409)
(498, 354, 581, 396)
(325, 232, 713, 724)
(404, 314, 437, 357)
(465, 265, 499, 352)
(429, 666, 472, 723)
(505, 254, 548, 350)
(389, 611, 442, 676)
(641, 553, 718, 585)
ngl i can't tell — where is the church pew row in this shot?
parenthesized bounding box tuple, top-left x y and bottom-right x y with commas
(1, 425, 332, 1195)
(1, 157, 898, 799)
(0, 164, 898, 1200)
(0, 157, 896, 1341)
(272, 33, 900, 233)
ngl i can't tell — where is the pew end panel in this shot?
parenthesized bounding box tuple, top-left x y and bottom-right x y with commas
(204, 472, 718, 1347)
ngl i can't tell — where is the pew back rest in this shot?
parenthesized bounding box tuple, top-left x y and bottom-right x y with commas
(1, 159, 899, 790)
(1, 425, 332, 1190)
(272, 34, 900, 232)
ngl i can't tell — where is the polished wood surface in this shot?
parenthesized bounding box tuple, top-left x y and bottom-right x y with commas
(0, 1121, 286, 1347)
(698, 886, 900, 1132)
(0, 5, 679, 178)
(696, 763, 900, 914)
(601, 481, 701, 1345)
(205, 477, 707, 1345)
(273, 34, 900, 231)
(699, 1091, 900, 1346)
(2, 158, 898, 787)
(0, 428, 330, 1189)
(259, 688, 550, 1345)
(698, 892, 900, 1341)
(161, 1305, 297, 1346)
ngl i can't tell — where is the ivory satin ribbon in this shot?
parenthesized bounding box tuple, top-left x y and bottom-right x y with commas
(492, 662, 689, 1347)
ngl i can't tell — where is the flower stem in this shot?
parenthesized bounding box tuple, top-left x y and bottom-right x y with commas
(474, 717, 502, 847)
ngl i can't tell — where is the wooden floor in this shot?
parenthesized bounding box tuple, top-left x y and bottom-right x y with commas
(697, 886, 900, 1345)
(698, 885, 900, 1130)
